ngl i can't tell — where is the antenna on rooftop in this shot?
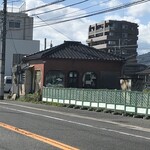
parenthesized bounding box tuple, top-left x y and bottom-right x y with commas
(19, 1, 26, 12)
(50, 40, 53, 48)
(44, 38, 47, 50)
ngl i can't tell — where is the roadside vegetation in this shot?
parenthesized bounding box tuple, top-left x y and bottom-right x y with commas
(16, 92, 64, 107)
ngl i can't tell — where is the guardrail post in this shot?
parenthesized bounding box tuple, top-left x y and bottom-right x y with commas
(114, 90, 117, 111)
(124, 90, 127, 114)
(52, 88, 53, 100)
(134, 92, 138, 116)
(146, 93, 150, 117)
(47, 87, 49, 101)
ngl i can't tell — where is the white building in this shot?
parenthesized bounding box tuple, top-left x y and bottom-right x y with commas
(0, 12, 40, 76)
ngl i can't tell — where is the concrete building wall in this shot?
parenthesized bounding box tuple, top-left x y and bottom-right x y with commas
(4, 39, 39, 76)
(0, 12, 33, 40)
(0, 12, 40, 76)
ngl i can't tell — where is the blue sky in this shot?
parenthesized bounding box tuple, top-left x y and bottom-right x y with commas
(1, 0, 150, 55)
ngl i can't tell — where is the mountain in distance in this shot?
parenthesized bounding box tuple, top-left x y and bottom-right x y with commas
(137, 52, 150, 66)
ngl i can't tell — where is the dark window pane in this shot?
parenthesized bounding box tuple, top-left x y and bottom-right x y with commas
(9, 21, 14, 28)
(6, 79, 12, 84)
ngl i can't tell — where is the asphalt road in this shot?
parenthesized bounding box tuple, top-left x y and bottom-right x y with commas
(0, 100, 150, 150)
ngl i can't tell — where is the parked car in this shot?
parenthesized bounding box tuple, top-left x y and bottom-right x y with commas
(4, 76, 12, 93)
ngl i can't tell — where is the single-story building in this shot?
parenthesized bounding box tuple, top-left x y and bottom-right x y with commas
(12, 41, 125, 96)
(137, 66, 150, 90)
(121, 63, 148, 91)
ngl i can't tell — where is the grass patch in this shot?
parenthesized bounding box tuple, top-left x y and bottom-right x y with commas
(16, 93, 64, 107)
(17, 92, 41, 102)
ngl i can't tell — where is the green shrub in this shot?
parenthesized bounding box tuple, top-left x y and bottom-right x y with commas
(143, 89, 150, 93)
(17, 92, 42, 102)
(17, 92, 63, 107)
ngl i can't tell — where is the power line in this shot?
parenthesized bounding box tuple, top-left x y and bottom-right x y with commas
(7, 0, 22, 3)
(36, 16, 73, 40)
(37, 0, 110, 23)
(31, 0, 90, 16)
(6, 0, 150, 31)
(31, 0, 106, 26)
(21, 0, 65, 13)
(33, 0, 150, 28)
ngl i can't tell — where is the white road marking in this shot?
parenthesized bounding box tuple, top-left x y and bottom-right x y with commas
(0, 103, 150, 141)
(0, 101, 150, 133)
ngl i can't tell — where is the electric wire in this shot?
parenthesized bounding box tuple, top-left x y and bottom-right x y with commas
(33, 0, 150, 28)
(36, 16, 73, 40)
(21, 0, 65, 13)
(7, 0, 22, 3)
(31, 0, 90, 16)
(37, 0, 110, 23)
(5, 0, 150, 31)
(19, 0, 149, 28)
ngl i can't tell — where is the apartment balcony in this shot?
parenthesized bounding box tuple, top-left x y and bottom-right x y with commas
(104, 27, 117, 32)
(86, 35, 108, 44)
(92, 44, 107, 49)
(89, 28, 104, 36)
(88, 31, 95, 36)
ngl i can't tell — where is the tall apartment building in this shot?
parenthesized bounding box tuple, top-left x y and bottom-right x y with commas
(86, 20, 138, 63)
(0, 12, 40, 76)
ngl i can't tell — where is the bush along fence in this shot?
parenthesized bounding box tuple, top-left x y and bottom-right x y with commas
(42, 87, 150, 117)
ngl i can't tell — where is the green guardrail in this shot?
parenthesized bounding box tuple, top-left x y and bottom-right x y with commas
(42, 87, 150, 116)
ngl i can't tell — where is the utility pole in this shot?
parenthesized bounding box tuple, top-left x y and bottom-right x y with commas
(0, 0, 7, 100)
(44, 38, 47, 50)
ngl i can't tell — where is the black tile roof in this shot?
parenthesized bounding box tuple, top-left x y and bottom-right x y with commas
(23, 41, 124, 62)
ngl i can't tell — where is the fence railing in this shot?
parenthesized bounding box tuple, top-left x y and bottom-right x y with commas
(42, 87, 150, 116)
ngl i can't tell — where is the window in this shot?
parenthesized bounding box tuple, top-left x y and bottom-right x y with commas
(92, 41, 105, 46)
(109, 32, 114, 36)
(89, 35, 95, 38)
(6, 79, 12, 84)
(122, 24, 128, 29)
(9, 20, 21, 28)
(96, 24, 103, 30)
(109, 23, 117, 30)
(82, 72, 97, 88)
(45, 71, 64, 87)
(96, 33, 103, 37)
(121, 49, 127, 54)
(122, 33, 128, 38)
(108, 41, 116, 45)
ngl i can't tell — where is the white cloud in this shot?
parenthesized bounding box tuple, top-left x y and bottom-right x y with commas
(138, 22, 150, 55)
(25, 0, 44, 10)
(127, 1, 150, 18)
(138, 23, 150, 44)
(100, 0, 122, 7)
(25, 0, 94, 49)
(104, 14, 140, 24)
(106, 0, 122, 7)
(10, 0, 150, 54)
